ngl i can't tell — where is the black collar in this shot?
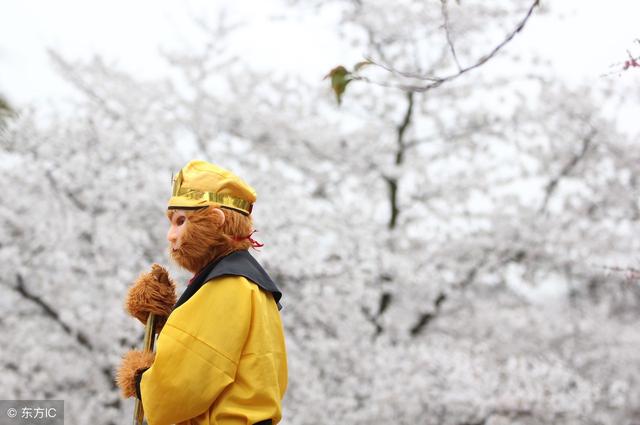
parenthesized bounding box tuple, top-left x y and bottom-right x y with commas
(174, 250, 283, 311)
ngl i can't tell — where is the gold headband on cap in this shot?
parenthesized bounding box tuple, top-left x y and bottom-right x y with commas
(168, 160, 256, 215)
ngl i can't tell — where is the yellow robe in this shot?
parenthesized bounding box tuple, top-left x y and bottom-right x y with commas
(140, 275, 288, 425)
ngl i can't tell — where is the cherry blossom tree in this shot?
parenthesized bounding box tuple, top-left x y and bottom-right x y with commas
(1, 2, 639, 424)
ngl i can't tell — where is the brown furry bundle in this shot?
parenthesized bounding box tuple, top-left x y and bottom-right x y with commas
(125, 264, 177, 332)
(115, 350, 155, 398)
(168, 206, 254, 274)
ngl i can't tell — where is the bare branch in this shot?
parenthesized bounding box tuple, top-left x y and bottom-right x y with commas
(409, 292, 447, 336)
(540, 128, 596, 212)
(441, 0, 462, 72)
(361, 0, 541, 93)
(383, 176, 400, 230)
(11, 274, 126, 397)
(459, 408, 534, 425)
(395, 91, 414, 165)
(13, 273, 94, 352)
(44, 169, 88, 212)
(48, 50, 147, 142)
(384, 91, 414, 230)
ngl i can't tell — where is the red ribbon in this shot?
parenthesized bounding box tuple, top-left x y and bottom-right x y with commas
(233, 230, 264, 249)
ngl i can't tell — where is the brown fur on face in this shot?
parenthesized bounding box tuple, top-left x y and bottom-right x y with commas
(168, 206, 254, 274)
(115, 350, 155, 398)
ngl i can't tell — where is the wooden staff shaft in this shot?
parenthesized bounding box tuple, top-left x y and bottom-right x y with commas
(133, 313, 157, 425)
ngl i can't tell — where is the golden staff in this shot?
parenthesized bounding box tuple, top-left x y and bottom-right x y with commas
(133, 313, 157, 425)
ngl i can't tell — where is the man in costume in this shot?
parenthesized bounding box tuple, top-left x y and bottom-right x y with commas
(116, 160, 287, 425)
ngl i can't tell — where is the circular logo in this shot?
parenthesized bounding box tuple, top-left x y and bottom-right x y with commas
(6, 407, 17, 418)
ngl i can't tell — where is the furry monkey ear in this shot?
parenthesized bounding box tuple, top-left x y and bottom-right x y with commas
(210, 207, 226, 227)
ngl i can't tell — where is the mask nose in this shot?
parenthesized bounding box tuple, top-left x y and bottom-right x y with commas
(167, 225, 178, 246)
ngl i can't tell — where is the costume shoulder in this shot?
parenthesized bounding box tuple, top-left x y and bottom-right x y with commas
(141, 275, 252, 425)
(174, 250, 283, 311)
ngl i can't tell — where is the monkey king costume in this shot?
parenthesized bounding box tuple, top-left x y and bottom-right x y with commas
(116, 160, 287, 425)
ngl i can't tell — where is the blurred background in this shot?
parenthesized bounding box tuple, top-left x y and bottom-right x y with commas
(1, 0, 640, 424)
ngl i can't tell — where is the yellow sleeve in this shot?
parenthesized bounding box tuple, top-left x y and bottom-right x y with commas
(140, 276, 253, 425)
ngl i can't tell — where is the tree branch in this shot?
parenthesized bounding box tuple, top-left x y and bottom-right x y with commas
(48, 50, 147, 144)
(409, 292, 447, 336)
(361, 0, 540, 93)
(395, 91, 414, 165)
(11, 274, 125, 398)
(44, 170, 88, 212)
(540, 128, 596, 212)
(441, 0, 462, 72)
(13, 274, 94, 351)
(384, 91, 414, 230)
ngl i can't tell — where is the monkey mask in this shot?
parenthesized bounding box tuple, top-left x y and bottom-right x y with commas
(166, 160, 261, 275)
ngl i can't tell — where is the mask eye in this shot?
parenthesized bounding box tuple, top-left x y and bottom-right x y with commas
(176, 216, 186, 226)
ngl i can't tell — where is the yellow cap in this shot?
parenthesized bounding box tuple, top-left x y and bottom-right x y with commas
(168, 160, 256, 215)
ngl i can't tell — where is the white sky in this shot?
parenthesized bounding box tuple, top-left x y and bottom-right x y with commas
(1, 0, 639, 107)
(0, 0, 349, 106)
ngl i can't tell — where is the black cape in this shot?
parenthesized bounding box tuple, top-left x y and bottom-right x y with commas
(173, 250, 283, 311)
